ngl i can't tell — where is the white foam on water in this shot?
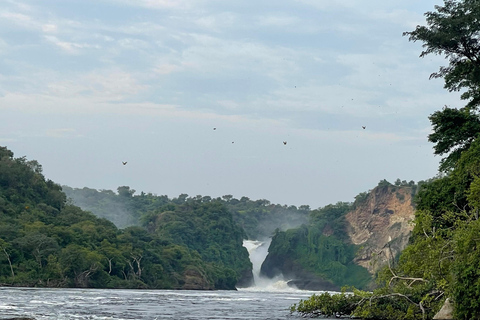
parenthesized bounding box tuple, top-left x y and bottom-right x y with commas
(242, 239, 301, 292)
(0, 305, 16, 310)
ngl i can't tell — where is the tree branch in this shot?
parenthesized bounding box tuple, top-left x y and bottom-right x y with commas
(2, 247, 15, 279)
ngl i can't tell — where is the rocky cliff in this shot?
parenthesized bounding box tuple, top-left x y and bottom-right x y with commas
(346, 184, 416, 274)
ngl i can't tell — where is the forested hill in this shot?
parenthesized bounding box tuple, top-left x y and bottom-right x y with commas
(0, 146, 251, 289)
(62, 186, 309, 240)
(261, 180, 418, 291)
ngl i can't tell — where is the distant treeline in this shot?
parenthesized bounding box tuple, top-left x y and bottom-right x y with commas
(62, 186, 310, 240)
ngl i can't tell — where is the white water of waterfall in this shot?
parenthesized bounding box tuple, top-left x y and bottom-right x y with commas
(242, 239, 291, 291)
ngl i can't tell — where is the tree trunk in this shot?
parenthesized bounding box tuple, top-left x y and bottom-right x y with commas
(2, 248, 14, 279)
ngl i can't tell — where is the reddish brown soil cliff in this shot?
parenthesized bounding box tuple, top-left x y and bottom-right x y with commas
(346, 185, 415, 274)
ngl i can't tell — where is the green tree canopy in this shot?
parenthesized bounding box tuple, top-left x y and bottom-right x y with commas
(404, 0, 480, 108)
(428, 106, 480, 171)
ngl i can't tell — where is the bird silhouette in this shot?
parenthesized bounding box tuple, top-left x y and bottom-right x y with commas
(283, 141, 287, 145)
(213, 128, 216, 130)
(122, 161, 127, 165)
(362, 126, 366, 130)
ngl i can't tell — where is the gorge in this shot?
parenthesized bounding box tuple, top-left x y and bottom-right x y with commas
(0, 146, 418, 291)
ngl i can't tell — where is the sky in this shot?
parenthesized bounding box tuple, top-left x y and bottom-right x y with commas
(0, 0, 465, 209)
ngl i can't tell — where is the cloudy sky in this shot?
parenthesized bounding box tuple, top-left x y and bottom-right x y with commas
(0, 0, 464, 209)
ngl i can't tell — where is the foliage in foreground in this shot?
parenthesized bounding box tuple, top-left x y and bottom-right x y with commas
(290, 290, 362, 318)
(291, 134, 480, 319)
(290, 273, 444, 319)
(292, 0, 480, 317)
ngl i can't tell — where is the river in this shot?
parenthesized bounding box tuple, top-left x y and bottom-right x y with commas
(0, 287, 338, 320)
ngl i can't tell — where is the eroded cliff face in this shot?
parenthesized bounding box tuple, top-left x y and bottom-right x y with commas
(346, 185, 415, 274)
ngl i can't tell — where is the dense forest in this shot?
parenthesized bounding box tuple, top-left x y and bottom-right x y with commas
(0, 146, 252, 290)
(291, 1, 480, 319)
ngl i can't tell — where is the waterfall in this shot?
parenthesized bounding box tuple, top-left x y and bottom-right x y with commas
(243, 239, 290, 290)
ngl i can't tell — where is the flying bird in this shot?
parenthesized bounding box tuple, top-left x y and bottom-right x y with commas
(213, 128, 216, 130)
(122, 161, 127, 165)
(362, 126, 366, 129)
(283, 141, 287, 145)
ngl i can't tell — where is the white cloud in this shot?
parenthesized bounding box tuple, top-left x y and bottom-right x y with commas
(117, 38, 151, 49)
(0, 11, 32, 26)
(178, 33, 299, 79)
(41, 23, 58, 33)
(49, 70, 147, 101)
(108, 0, 194, 10)
(44, 35, 100, 54)
(3, 0, 32, 11)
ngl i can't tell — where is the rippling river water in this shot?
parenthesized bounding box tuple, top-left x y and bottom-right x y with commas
(0, 286, 337, 320)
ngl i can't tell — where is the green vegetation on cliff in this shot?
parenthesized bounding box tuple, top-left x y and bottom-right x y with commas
(0, 146, 250, 289)
(262, 202, 371, 290)
(141, 200, 252, 288)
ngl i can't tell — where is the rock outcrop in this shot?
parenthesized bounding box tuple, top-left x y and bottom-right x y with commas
(181, 268, 214, 290)
(433, 298, 454, 320)
(346, 184, 415, 274)
(261, 254, 340, 291)
(236, 269, 255, 288)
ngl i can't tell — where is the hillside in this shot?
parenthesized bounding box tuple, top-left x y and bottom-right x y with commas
(261, 180, 417, 290)
(0, 146, 250, 290)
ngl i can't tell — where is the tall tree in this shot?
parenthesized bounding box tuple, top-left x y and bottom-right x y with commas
(428, 106, 480, 171)
(404, 0, 480, 171)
